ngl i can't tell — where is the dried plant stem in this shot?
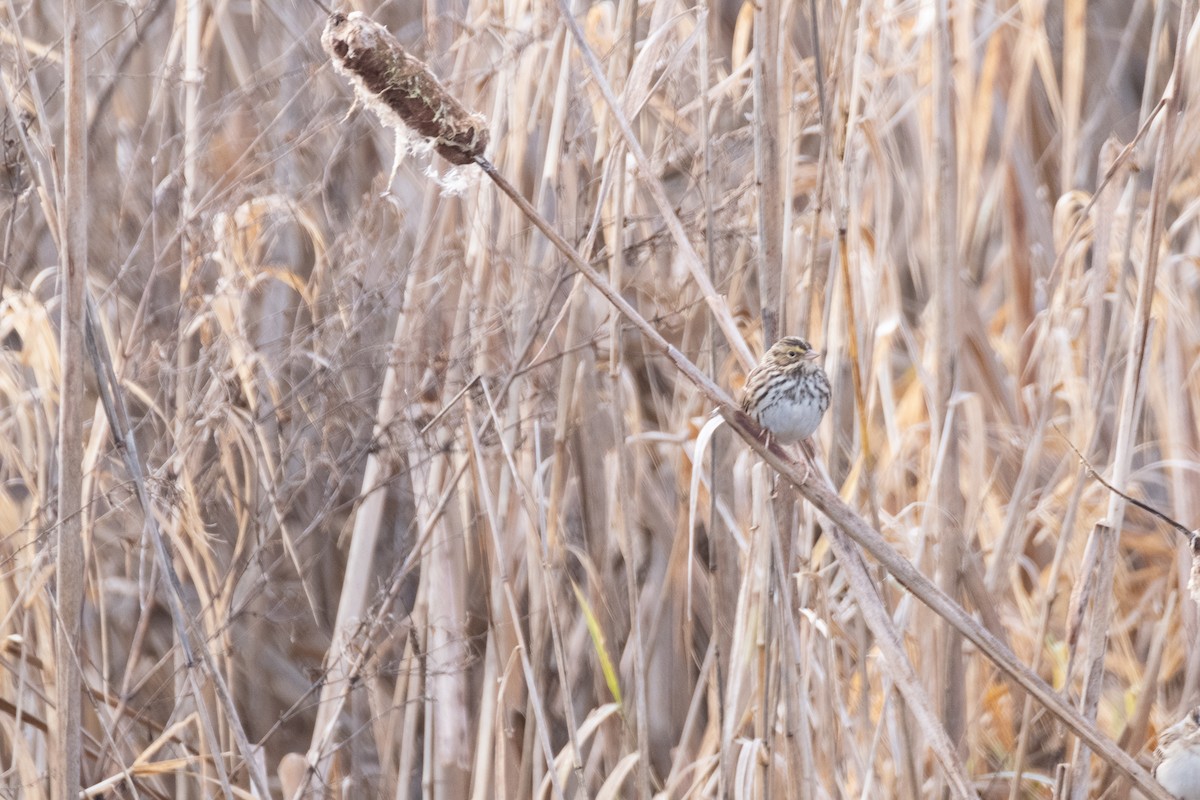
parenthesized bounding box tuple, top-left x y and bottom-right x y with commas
(832, 0, 879, 527)
(753, 0, 782, 343)
(694, 8, 738, 796)
(799, 0, 831, 338)
(1060, 0, 1085, 190)
(85, 0, 170, 138)
(602, 5, 653, 785)
(171, 0, 204, 787)
(5, 2, 268, 794)
(8, 3, 1200, 798)
(929, 0, 966, 760)
(600, 201, 653, 800)
(537, 300, 590, 795)
(751, 473, 776, 794)
(299, 450, 479, 799)
(608, 443, 651, 800)
(765, 493, 810, 793)
(1100, 590, 1173, 797)
(1068, 2, 1194, 795)
(53, 0, 86, 794)
(1069, 517, 1122, 800)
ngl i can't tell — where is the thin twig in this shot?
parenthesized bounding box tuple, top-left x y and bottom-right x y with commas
(1055, 424, 1196, 544)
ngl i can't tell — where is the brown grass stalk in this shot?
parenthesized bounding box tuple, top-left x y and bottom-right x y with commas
(53, 0, 87, 794)
(752, 0, 782, 344)
(928, 0, 967, 770)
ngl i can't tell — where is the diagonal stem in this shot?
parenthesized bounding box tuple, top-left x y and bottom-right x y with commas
(475, 152, 1175, 800)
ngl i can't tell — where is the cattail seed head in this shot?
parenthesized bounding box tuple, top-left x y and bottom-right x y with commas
(322, 12, 489, 166)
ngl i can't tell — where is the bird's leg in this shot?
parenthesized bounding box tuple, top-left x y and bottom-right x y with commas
(794, 439, 818, 483)
(796, 451, 811, 483)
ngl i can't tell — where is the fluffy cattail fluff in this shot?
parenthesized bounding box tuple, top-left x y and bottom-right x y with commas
(322, 12, 489, 166)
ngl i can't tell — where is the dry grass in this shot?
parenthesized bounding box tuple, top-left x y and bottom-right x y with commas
(2, 0, 1200, 798)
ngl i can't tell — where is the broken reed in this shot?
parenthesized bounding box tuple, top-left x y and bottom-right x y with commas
(322, 12, 489, 166)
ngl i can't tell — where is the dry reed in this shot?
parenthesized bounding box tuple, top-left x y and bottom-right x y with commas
(2, 1, 1200, 799)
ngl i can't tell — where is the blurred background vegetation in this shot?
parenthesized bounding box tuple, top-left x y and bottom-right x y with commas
(2, 0, 1199, 797)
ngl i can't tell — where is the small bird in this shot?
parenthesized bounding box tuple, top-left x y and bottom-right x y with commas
(1153, 706, 1200, 799)
(740, 336, 831, 453)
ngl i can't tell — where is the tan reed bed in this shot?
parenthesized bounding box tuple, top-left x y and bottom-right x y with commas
(2, 1, 1200, 798)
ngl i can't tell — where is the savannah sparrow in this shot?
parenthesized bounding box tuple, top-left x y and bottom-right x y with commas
(740, 336, 830, 446)
(1154, 706, 1200, 799)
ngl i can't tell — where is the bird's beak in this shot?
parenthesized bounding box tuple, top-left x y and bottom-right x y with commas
(804, 349, 823, 361)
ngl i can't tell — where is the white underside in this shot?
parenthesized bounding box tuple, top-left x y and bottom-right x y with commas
(757, 397, 825, 444)
(1156, 748, 1200, 799)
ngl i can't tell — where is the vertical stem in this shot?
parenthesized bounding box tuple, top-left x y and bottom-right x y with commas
(799, 0, 830, 338)
(753, 0, 782, 342)
(606, 3, 651, 783)
(697, 7, 735, 797)
(1061, 0, 1086, 190)
(173, 3, 204, 791)
(609, 442, 651, 800)
(54, 0, 87, 794)
(930, 0, 965, 765)
(834, 0, 877, 520)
